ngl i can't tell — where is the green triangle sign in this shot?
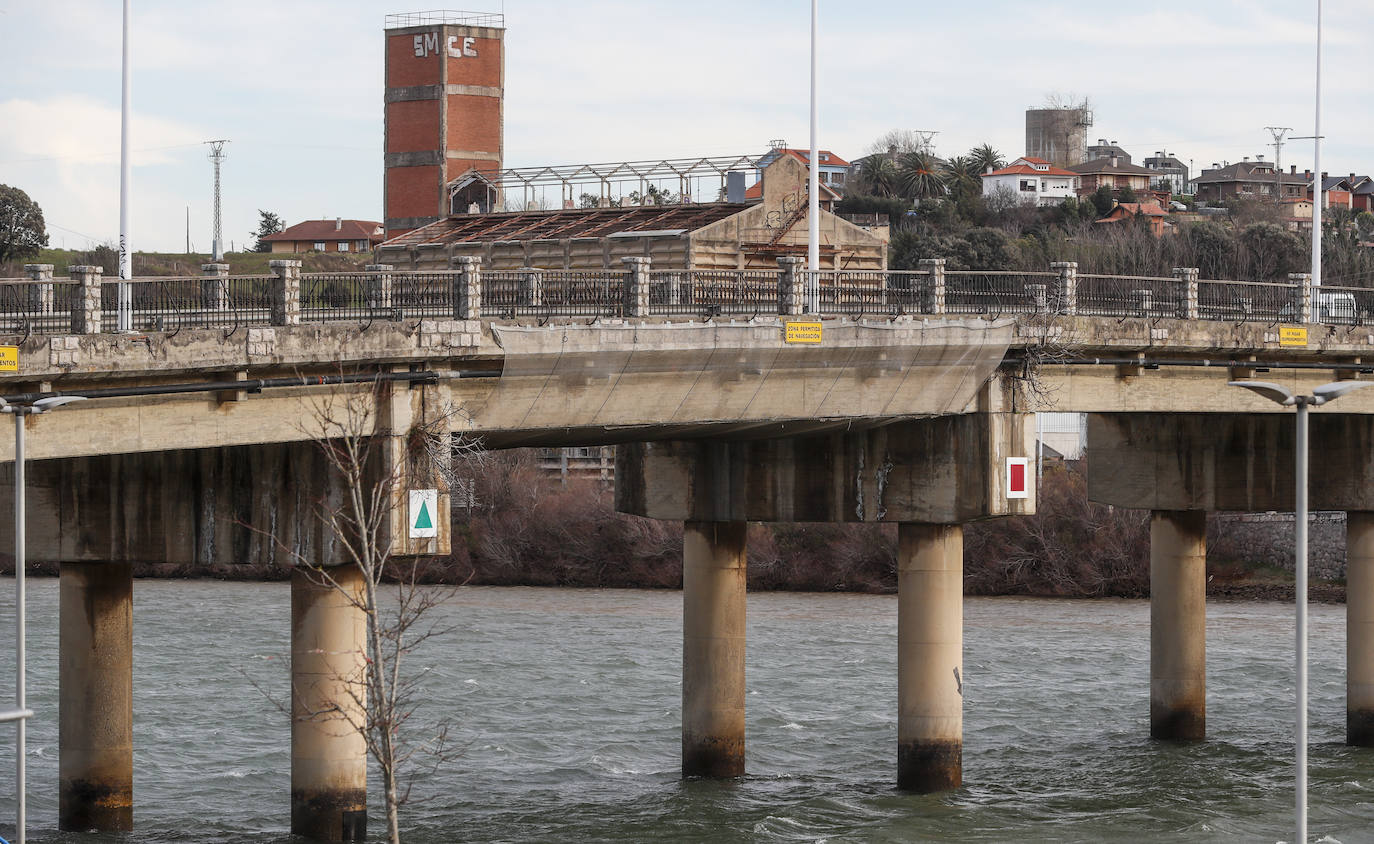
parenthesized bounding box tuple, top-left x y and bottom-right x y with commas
(413, 500, 433, 531)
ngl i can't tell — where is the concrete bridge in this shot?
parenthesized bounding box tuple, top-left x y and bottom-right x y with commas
(6, 257, 1374, 838)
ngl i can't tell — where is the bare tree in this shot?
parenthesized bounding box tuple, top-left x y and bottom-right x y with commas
(257, 377, 479, 842)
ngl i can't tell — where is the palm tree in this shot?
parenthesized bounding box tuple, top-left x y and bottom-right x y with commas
(941, 156, 981, 201)
(969, 144, 1006, 176)
(857, 155, 900, 198)
(897, 151, 946, 200)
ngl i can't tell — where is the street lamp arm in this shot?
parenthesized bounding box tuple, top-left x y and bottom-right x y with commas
(1227, 380, 1297, 406)
(1312, 381, 1374, 405)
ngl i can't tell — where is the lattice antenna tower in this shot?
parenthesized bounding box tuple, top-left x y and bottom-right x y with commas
(1266, 127, 1292, 204)
(913, 130, 940, 155)
(205, 140, 230, 260)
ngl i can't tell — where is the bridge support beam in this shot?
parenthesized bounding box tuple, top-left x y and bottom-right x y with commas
(681, 520, 747, 778)
(291, 565, 368, 841)
(897, 523, 963, 792)
(59, 562, 133, 831)
(1150, 510, 1207, 741)
(1348, 512, 1374, 745)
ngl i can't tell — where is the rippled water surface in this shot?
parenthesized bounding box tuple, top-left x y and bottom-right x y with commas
(0, 580, 1371, 842)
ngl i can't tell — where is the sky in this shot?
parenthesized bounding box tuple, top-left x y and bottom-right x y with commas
(1, 0, 1370, 253)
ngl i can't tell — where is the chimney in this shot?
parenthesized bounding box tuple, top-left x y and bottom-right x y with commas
(1098, 138, 1107, 145)
(1304, 169, 1312, 181)
(1110, 155, 1118, 167)
(1352, 173, 1357, 182)
(1291, 165, 1297, 174)
(1322, 171, 1329, 181)
(335, 217, 342, 231)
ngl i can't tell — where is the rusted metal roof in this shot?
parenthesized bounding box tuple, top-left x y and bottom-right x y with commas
(381, 203, 750, 248)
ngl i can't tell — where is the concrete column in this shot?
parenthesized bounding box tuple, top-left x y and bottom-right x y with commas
(917, 258, 946, 315)
(24, 263, 54, 315)
(453, 255, 481, 319)
(68, 265, 104, 334)
(201, 262, 230, 311)
(1050, 261, 1078, 315)
(777, 255, 805, 315)
(897, 523, 963, 792)
(1171, 267, 1199, 319)
(622, 255, 650, 318)
(364, 263, 394, 315)
(59, 562, 133, 831)
(1290, 272, 1313, 323)
(1348, 512, 1374, 745)
(269, 259, 302, 326)
(291, 566, 368, 841)
(519, 267, 543, 307)
(681, 520, 746, 777)
(1150, 510, 1207, 741)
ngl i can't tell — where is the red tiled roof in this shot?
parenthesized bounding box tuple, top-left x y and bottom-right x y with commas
(1018, 156, 1053, 165)
(775, 148, 851, 168)
(983, 164, 1078, 178)
(263, 219, 384, 242)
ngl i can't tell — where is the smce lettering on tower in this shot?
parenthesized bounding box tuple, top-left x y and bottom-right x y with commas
(413, 33, 478, 58)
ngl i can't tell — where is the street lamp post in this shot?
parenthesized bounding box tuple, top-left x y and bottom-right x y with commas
(1228, 379, 1374, 844)
(3, 395, 85, 844)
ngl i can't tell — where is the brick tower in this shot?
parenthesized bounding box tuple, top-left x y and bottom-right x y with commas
(383, 11, 505, 237)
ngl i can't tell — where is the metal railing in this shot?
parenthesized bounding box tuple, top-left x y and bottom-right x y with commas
(945, 271, 1059, 317)
(3, 265, 1371, 339)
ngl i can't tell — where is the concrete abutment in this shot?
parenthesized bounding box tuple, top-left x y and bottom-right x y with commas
(1349, 513, 1374, 746)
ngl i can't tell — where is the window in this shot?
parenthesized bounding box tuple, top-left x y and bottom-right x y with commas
(357, 240, 368, 251)
(313, 241, 326, 251)
(1040, 180, 1047, 192)
(1019, 179, 1037, 192)
(338, 242, 349, 252)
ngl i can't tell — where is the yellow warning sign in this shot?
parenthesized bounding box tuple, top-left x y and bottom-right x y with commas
(784, 321, 823, 344)
(0, 346, 18, 372)
(1279, 326, 1308, 347)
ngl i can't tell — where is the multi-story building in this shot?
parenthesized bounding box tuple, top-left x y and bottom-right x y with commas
(1192, 158, 1309, 203)
(753, 142, 852, 196)
(1143, 151, 1190, 194)
(1067, 156, 1154, 197)
(1086, 139, 1131, 165)
(981, 157, 1079, 206)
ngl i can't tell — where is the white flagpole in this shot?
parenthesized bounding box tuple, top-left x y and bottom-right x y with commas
(806, 0, 819, 312)
(118, 0, 133, 331)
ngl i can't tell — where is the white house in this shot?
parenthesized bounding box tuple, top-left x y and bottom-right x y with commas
(981, 157, 1079, 206)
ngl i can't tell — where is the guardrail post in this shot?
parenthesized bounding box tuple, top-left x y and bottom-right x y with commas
(519, 266, 543, 307)
(365, 263, 394, 315)
(622, 256, 650, 317)
(1050, 261, 1078, 315)
(201, 262, 230, 311)
(269, 259, 302, 326)
(1290, 272, 1313, 323)
(69, 265, 103, 334)
(25, 263, 54, 315)
(916, 258, 946, 315)
(777, 256, 805, 315)
(1171, 268, 1199, 319)
(666, 270, 688, 306)
(453, 256, 481, 319)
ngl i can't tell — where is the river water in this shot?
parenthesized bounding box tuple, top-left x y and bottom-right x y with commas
(0, 580, 1370, 843)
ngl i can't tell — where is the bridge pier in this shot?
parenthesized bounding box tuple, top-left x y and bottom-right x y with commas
(1348, 512, 1374, 745)
(1150, 510, 1207, 740)
(291, 565, 368, 841)
(897, 523, 963, 792)
(681, 520, 747, 777)
(59, 562, 134, 831)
